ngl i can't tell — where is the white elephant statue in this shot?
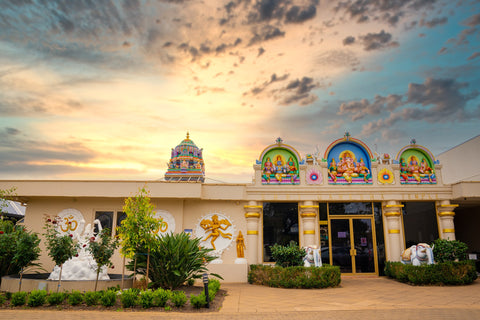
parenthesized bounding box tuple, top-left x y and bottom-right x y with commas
(303, 245, 322, 267)
(401, 243, 434, 266)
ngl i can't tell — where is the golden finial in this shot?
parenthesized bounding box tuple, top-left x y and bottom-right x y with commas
(186, 131, 190, 139)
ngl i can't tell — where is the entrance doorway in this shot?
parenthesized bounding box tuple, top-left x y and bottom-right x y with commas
(329, 217, 377, 274)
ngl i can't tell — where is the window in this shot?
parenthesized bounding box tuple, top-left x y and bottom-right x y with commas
(94, 210, 125, 237)
(263, 202, 299, 262)
(402, 202, 438, 248)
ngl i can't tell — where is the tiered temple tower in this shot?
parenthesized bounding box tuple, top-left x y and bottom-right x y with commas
(164, 132, 205, 182)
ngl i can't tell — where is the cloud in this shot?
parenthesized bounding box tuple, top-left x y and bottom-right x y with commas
(248, 25, 285, 45)
(359, 30, 399, 51)
(419, 16, 448, 28)
(463, 13, 480, 27)
(285, 5, 317, 23)
(467, 52, 480, 60)
(357, 77, 480, 136)
(338, 94, 404, 121)
(244, 73, 290, 96)
(247, 0, 318, 24)
(343, 36, 356, 45)
(277, 77, 320, 106)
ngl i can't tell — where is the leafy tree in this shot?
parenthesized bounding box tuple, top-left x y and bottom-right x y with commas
(117, 187, 160, 288)
(13, 229, 41, 291)
(127, 232, 222, 290)
(87, 228, 119, 291)
(0, 220, 41, 288)
(43, 215, 79, 292)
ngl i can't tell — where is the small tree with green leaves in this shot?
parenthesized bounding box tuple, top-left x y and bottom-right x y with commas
(0, 220, 41, 287)
(87, 228, 119, 291)
(14, 229, 41, 291)
(43, 215, 79, 292)
(117, 187, 160, 288)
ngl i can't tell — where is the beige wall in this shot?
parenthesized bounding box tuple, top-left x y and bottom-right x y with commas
(437, 135, 480, 184)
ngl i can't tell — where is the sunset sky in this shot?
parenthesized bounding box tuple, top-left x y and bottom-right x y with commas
(0, 0, 479, 183)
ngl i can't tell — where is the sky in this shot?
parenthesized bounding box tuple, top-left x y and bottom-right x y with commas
(0, 0, 479, 183)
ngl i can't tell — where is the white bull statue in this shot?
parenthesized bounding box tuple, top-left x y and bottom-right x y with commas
(401, 243, 434, 266)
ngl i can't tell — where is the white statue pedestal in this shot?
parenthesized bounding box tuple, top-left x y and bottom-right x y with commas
(235, 258, 247, 264)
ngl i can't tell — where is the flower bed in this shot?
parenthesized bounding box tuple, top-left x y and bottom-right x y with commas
(385, 261, 477, 285)
(248, 264, 341, 288)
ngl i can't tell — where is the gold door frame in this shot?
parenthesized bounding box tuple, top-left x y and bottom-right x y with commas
(327, 215, 379, 275)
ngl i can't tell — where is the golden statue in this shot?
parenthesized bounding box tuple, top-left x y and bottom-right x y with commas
(236, 231, 246, 258)
(200, 214, 232, 250)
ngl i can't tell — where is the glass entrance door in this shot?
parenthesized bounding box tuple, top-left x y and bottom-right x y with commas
(329, 218, 376, 274)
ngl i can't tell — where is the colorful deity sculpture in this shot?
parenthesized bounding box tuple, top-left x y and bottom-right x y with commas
(328, 158, 338, 182)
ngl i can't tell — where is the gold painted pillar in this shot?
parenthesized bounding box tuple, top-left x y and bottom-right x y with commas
(244, 201, 262, 265)
(299, 201, 319, 248)
(383, 201, 404, 262)
(436, 200, 457, 240)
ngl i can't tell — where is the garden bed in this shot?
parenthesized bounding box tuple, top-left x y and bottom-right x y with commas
(0, 282, 225, 312)
(384, 261, 477, 285)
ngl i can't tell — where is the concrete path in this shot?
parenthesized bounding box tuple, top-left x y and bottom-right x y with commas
(2, 276, 480, 319)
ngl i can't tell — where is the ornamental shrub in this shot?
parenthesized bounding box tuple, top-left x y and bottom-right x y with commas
(139, 290, 155, 309)
(11, 291, 27, 306)
(0, 293, 5, 305)
(27, 290, 47, 307)
(127, 232, 221, 290)
(152, 288, 171, 307)
(120, 288, 138, 308)
(100, 289, 117, 307)
(270, 241, 306, 267)
(87, 228, 119, 291)
(67, 290, 83, 306)
(47, 292, 66, 306)
(190, 293, 207, 309)
(385, 261, 477, 285)
(170, 291, 187, 308)
(84, 291, 101, 306)
(432, 239, 468, 263)
(248, 264, 341, 288)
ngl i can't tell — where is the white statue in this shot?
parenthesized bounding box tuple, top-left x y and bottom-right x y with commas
(303, 245, 322, 267)
(48, 219, 111, 281)
(401, 243, 434, 266)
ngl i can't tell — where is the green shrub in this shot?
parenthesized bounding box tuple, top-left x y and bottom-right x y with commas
(0, 293, 5, 305)
(11, 291, 27, 306)
(248, 264, 341, 288)
(47, 292, 66, 305)
(120, 288, 138, 308)
(190, 293, 207, 309)
(153, 288, 171, 307)
(84, 291, 101, 306)
(100, 289, 117, 307)
(139, 290, 155, 309)
(127, 232, 221, 290)
(385, 261, 477, 285)
(432, 239, 468, 263)
(67, 290, 83, 306)
(208, 279, 221, 295)
(170, 291, 187, 308)
(270, 241, 306, 267)
(27, 290, 47, 307)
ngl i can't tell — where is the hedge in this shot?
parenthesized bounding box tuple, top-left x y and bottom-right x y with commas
(248, 264, 341, 288)
(385, 261, 477, 285)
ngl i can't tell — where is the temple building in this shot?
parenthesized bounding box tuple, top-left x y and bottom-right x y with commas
(0, 132, 479, 282)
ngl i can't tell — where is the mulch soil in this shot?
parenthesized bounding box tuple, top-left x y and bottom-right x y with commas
(0, 285, 226, 313)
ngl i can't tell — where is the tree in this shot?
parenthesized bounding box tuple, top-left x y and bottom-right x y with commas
(43, 216, 79, 292)
(117, 187, 160, 288)
(87, 228, 119, 291)
(0, 220, 41, 288)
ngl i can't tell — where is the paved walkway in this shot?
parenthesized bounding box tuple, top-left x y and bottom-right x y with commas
(2, 276, 480, 319)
